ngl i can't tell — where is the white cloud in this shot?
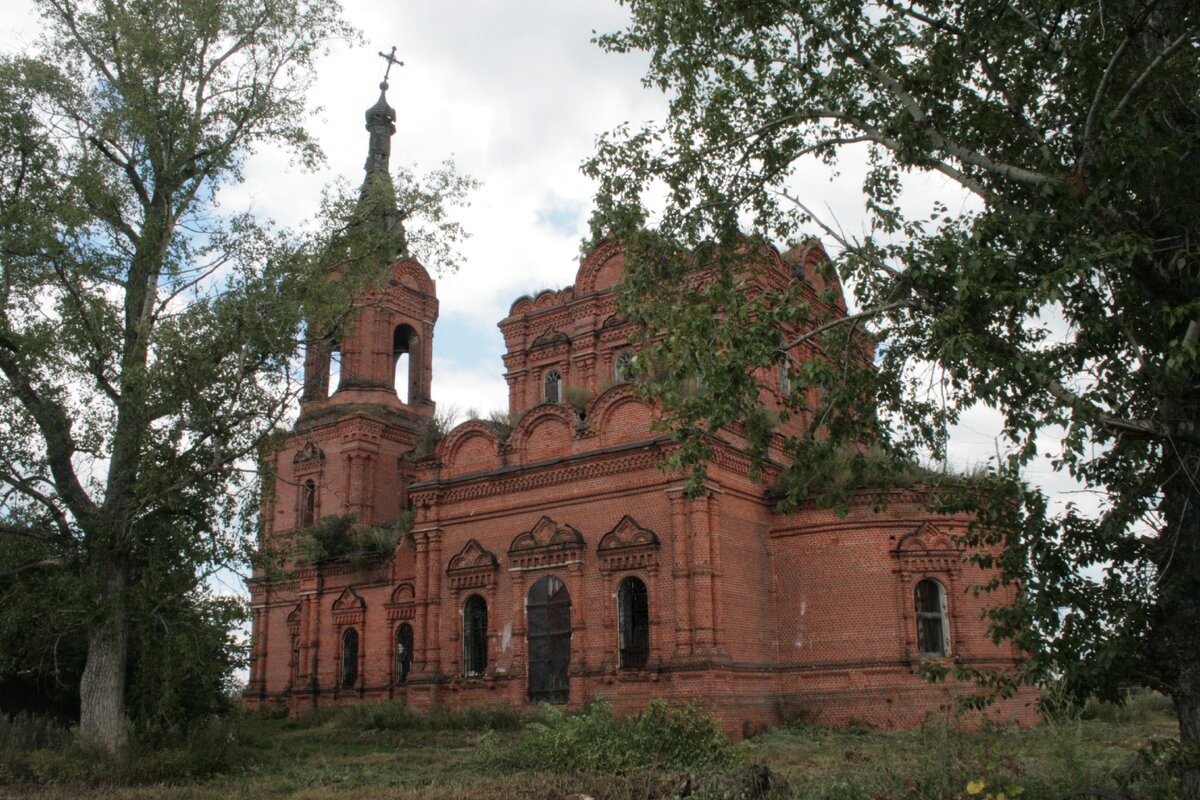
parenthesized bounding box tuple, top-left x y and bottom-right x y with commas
(2, 1, 1101, 558)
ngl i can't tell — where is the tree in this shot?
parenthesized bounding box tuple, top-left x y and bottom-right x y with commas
(586, 0, 1199, 794)
(0, 0, 472, 751)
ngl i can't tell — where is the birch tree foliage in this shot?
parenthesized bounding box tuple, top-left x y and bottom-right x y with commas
(0, 0, 473, 749)
(586, 1, 1200, 790)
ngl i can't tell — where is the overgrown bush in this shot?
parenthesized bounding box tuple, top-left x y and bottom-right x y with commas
(487, 409, 516, 441)
(298, 513, 414, 563)
(562, 385, 591, 412)
(339, 700, 527, 733)
(477, 699, 733, 773)
(1080, 690, 1174, 724)
(297, 513, 357, 561)
(415, 407, 460, 456)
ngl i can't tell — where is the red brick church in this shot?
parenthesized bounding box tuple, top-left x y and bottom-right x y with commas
(243, 76, 1035, 732)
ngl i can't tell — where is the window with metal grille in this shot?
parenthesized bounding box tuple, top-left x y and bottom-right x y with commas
(544, 369, 562, 404)
(617, 576, 649, 669)
(341, 628, 359, 688)
(914, 579, 949, 656)
(463, 595, 488, 676)
(395, 623, 413, 684)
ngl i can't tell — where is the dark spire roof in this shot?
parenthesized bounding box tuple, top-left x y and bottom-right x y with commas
(358, 74, 403, 246)
(363, 80, 396, 183)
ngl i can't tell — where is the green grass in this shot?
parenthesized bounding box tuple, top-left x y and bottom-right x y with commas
(0, 694, 1181, 799)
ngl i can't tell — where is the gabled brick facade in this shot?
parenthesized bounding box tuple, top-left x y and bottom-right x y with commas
(242, 84, 1037, 734)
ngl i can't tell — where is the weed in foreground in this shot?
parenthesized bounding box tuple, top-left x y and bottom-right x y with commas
(477, 699, 733, 774)
(0, 714, 246, 786)
(336, 700, 527, 733)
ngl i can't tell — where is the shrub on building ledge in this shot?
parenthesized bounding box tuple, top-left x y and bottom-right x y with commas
(297, 513, 413, 564)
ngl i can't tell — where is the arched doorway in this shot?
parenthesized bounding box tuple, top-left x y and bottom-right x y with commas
(527, 575, 571, 703)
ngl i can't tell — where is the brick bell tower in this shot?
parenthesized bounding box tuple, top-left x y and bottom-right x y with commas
(270, 58, 438, 535)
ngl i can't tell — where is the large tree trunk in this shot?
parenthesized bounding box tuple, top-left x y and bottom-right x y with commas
(1157, 396, 1200, 800)
(1178, 690, 1200, 800)
(79, 566, 129, 753)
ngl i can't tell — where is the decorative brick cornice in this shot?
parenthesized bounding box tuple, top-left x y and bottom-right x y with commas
(331, 587, 366, 625)
(411, 442, 668, 507)
(599, 513, 658, 546)
(529, 341, 570, 359)
(510, 515, 583, 551)
(893, 522, 965, 574)
(446, 539, 498, 591)
(292, 442, 325, 474)
(385, 582, 417, 621)
(597, 515, 661, 574)
(508, 515, 585, 571)
(531, 328, 569, 348)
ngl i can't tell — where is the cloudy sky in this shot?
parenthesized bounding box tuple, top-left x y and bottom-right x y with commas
(0, 0, 1083, 505)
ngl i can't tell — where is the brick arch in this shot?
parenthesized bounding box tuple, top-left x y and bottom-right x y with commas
(391, 257, 435, 295)
(508, 404, 575, 462)
(439, 420, 501, 477)
(574, 239, 625, 294)
(509, 294, 535, 315)
(533, 289, 560, 309)
(591, 385, 654, 448)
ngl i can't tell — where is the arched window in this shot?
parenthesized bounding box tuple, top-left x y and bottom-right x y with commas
(614, 350, 635, 382)
(299, 480, 316, 528)
(341, 628, 359, 688)
(463, 594, 488, 676)
(543, 369, 562, 404)
(395, 623, 414, 684)
(914, 579, 949, 656)
(617, 576, 650, 669)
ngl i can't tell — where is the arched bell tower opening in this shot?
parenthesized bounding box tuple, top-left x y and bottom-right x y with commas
(327, 341, 342, 396)
(393, 324, 417, 404)
(301, 334, 343, 402)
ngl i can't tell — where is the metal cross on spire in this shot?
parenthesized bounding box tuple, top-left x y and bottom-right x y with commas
(378, 46, 403, 85)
